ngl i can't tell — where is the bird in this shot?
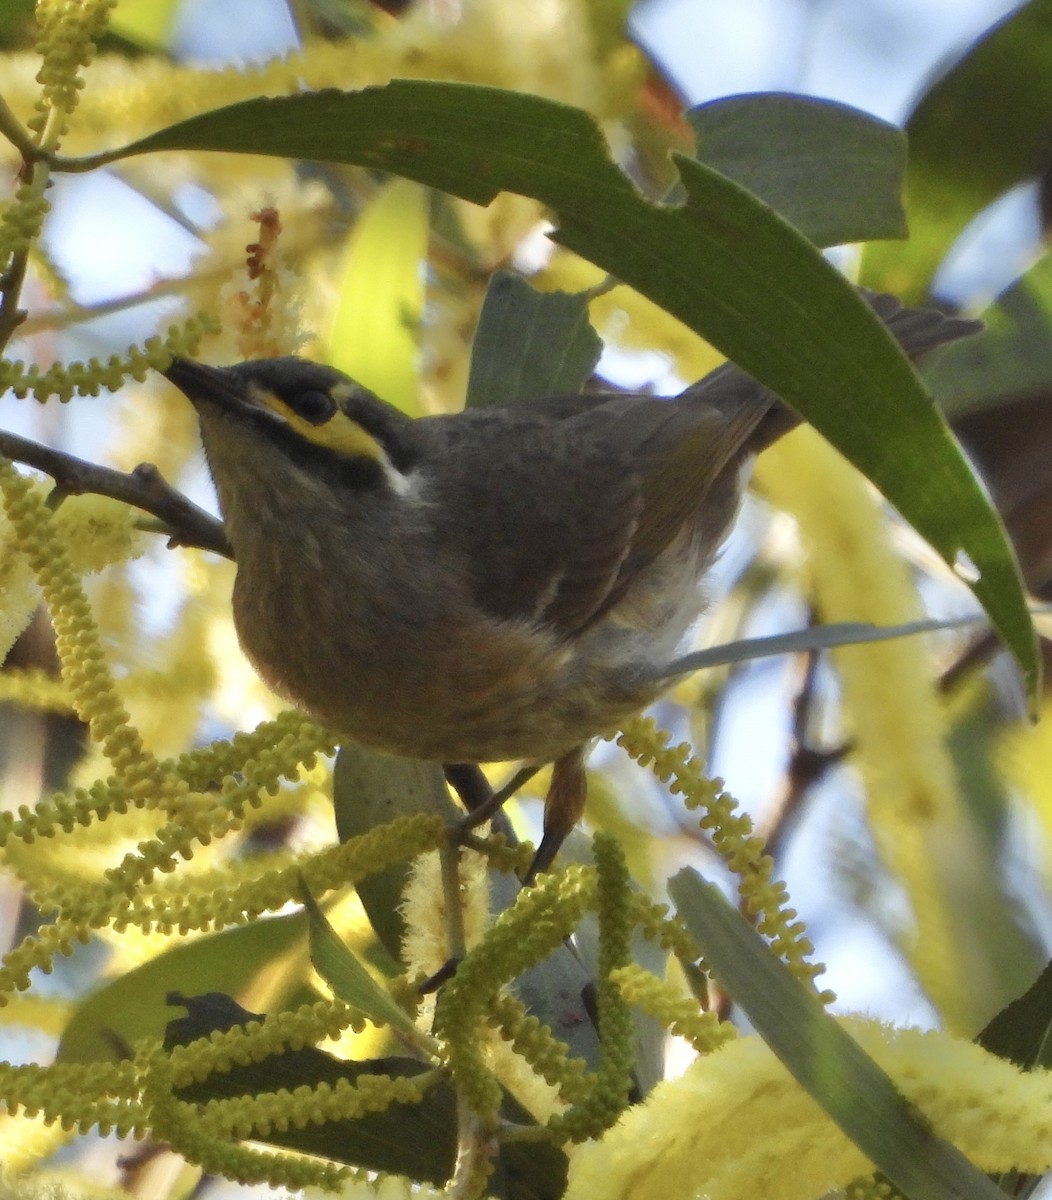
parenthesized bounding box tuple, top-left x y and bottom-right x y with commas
(163, 290, 980, 877)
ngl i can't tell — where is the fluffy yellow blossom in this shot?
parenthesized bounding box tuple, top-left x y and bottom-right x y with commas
(566, 1016, 1052, 1200)
(52, 494, 146, 573)
(401, 842, 493, 1018)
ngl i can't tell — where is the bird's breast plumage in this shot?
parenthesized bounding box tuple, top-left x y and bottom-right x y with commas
(226, 479, 706, 763)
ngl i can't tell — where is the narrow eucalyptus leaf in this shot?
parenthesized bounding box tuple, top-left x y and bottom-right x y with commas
(302, 884, 420, 1037)
(668, 869, 1006, 1200)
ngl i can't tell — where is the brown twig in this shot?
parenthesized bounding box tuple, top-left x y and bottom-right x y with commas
(937, 630, 1001, 694)
(0, 429, 231, 558)
(0, 200, 31, 349)
(759, 647, 852, 861)
(17, 268, 226, 336)
(0, 96, 45, 164)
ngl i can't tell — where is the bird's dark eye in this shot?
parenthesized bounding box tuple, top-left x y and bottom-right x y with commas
(289, 389, 336, 425)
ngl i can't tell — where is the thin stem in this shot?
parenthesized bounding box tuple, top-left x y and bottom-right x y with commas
(497, 1122, 556, 1144)
(38, 145, 125, 174)
(0, 105, 63, 351)
(439, 841, 468, 965)
(18, 268, 226, 335)
(448, 1096, 497, 1200)
(582, 273, 619, 302)
(938, 629, 999, 693)
(0, 94, 42, 163)
(456, 764, 540, 832)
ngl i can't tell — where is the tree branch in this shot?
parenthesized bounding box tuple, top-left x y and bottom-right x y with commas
(0, 429, 231, 558)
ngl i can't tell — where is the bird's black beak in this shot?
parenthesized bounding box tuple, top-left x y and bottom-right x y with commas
(163, 358, 282, 430)
(163, 357, 244, 412)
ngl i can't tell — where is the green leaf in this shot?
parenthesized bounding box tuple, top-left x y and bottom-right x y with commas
(165, 992, 459, 1183)
(332, 743, 458, 966)
(86, 79, 1037, 700)
(864, 0, 1052, 296)
(301, 883, 421, 1039)
(466, 271, 601, 407)
(56, 912, 308, 1063)
(166, 993, 569, 1196)
(668, 869, 1007, 1200)
(109, 0, 180, 48)
(924, 256, 1052, 417)
(977, 957, 1052, 1197)
(327, 177, 428, 412)
(0, 0, 34, 44)
(978, 956, 1052, 1070)
(687, 93, 907, 247)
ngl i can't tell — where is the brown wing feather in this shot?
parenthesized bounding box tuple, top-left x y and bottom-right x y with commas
(426, 407, 646, 637)
(426, 291, 980, 639)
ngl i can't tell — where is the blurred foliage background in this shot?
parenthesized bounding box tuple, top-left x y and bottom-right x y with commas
(1, 0, 1052, 1198)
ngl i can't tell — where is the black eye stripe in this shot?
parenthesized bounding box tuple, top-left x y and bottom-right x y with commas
(287, 389, 336, 425)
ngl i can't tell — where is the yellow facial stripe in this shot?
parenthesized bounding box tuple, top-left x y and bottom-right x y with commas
(255, 389, 384, 462)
